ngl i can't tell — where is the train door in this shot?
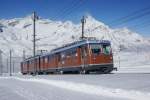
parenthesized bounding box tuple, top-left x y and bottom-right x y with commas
(35, 57, 40, 73)
(80, 45, 88, 68)
(90, 44, 102, 64)
(38, 57, 41, 72)
(27, 61, 29, 74)
(35, 59, 37, 73)
(102, 44, 112, 63)
(55, 53, 60, 68)
(21, 62, 23, 74)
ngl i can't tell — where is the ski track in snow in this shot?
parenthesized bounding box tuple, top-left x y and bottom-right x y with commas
(1, 77, 150, 100)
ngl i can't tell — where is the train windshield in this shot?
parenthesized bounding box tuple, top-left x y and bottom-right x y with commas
(90, 44, 101, 55)
(102, 44, 111, 55)
(90, 44, 111, 55)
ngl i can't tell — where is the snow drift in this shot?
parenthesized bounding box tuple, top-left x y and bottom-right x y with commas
(1, 76, 150, 100)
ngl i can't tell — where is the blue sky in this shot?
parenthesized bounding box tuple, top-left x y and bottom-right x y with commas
(0, 0, 150, 37)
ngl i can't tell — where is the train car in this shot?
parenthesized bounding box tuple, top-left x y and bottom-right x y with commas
(21, 38, 114, 74)
(21, 56, 40, 75)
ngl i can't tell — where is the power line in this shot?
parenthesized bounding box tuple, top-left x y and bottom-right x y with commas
(61, 0, 87, 21)
(86, 6, 150, 46)
(0, 50, 3, 75)
(13, 60, 15, 73)
(32, 11, 39, 76)
(32, 1, 83, 42)
(53, 0, 87, 40)
(9, 50, 12, 76)
(6, 58, 8, 73)
(129, 20, 150, 29)
(81, 16, 86, 39)
(35, 0, 87, 42)
(133, 23, 150, 31)
(53, 0, 79, 20)
(23, 50, 26, 60)
(36, 44, 58, 47)
(109, 5, 150, 26)
(113, 10, 150, 27)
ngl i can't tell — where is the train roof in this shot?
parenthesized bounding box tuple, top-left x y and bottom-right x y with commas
(51, 39, 110, 54)
(22, 55, 40, 62)
(40, 39, 111, 57)
(22, 38, 111, 62)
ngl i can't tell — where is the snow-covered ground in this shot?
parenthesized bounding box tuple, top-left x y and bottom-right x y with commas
(113, 51, 150, 73)
(0, 74, 150, 100)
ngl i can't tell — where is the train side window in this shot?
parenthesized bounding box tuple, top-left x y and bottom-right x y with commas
(92, 49, 100, 54)
(58, 54, 61, 62)
(72, 48, 77, 57)
(31, 60, 33, 64)
(66, 50, 71, 58)
(48, 55, 52, 62)
(80, 45, 88, 57)
(27, 61, 29, 67)
(42, 57, 45, 63)
(61, 52, 65, 59)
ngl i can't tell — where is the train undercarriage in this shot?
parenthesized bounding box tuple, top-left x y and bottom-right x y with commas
(23, 63, 115, 75)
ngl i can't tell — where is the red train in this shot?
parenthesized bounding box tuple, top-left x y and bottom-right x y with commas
(21, 38, 115, 74)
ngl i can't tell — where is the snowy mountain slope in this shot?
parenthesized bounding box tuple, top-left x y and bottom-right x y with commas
(0, 15, 149, 56)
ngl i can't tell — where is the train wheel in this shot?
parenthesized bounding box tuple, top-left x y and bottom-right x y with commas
(80, 70, 89, 74)
(60, 71, 64, 74)
(101, 68, 112, 74)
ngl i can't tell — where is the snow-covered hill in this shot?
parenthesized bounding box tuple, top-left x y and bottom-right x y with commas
(0, 15, 149, 56)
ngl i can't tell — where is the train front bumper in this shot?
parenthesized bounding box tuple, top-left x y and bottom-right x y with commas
(83, 63, 114, 72)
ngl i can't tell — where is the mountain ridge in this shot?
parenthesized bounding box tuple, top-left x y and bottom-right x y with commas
(0, 15, 149, 57)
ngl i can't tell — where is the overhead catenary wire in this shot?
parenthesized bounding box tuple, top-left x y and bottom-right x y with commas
(53, 0, 81, 20)
(91, 6, 150, 33)
(23, 1, 83, 51)
(86, 5, 150, 48)
(133, 23, 150, 31)
(113, 10, 150, 27)
(54, 0, 87, 36)
(129, 20, 150, 30)
(61, 0, 87, 21)
(109, 5, 150, 26)
(34, 0, 87, 42)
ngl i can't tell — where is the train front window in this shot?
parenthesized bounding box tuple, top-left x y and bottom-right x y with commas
(102, 45, 111, 55)
(90, 44, 101, 55)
